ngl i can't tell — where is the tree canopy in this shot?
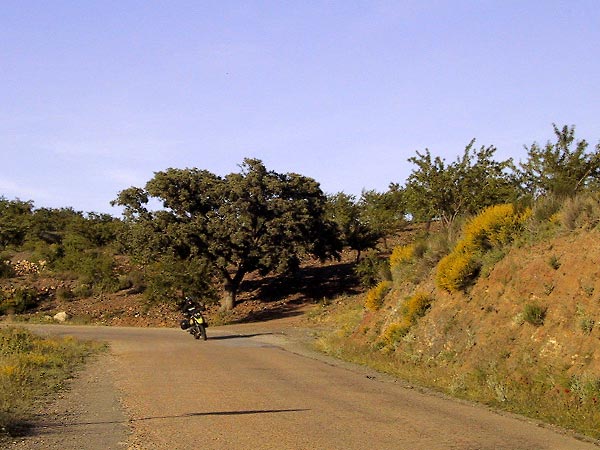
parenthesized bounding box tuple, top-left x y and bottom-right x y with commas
(326, 188, 406, 260)
(404, 140, 520, 226)
(326, 192, 380, 262)
(520, 124, 600, 198)
(113, 158, 340, 310)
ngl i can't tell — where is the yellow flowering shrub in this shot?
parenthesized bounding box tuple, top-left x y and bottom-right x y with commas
(383, 320, 411, 344)
(462, 204, 531, 251)
(389, 244, 415, 269)
(380, 292, 433, 347)
(436, 250, 479, 292)
(365, 280, 392, 311)
(403, 292, 432, 323)
(436, 204, 530, 292)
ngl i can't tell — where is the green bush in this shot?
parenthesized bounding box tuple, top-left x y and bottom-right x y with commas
(55, 287, 75, 301)
(381, 293, 432, 347)
(523, 303, 547, 326)
(52, 235, 119, 294)
(354, 250, 390, 288)
(532, 195, 563, 223)
(382, 321, 411, 346)
(0, 261, 15, 279)
(548, 255, 561, 270)
(580, 317, 595, 335)
(72, 284, 93, 299)
(0, 288, 40, 315)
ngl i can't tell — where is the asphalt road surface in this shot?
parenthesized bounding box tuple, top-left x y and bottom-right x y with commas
(7, 322, 599, 450)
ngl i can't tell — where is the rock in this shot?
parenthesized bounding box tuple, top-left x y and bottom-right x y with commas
(53, 311, 69, 322)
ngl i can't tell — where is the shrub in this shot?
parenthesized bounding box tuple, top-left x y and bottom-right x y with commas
(462, 204, 531, 250)
(436, 204, 530, 292)
(411, 232, 452, 279)
(143, 255, 216, 304)
(436, 248, 480, 292)
(0, 261, 15, 279)
(364, 280, 392, 311)
(117, 270, 146, 294)
(382, 320, 411, 345)
(402, 292, 432, 324)
(0, 288, 40, 315)
(532, 195, 563, 223)
(523, 303, 547, 326)
(389, 244, 415, 268)
(479, 248, 506, 278)
(580, 317, 595, 335)
(548, 255, 561, 270)
(71, 284, 92, 299)
(560, 193, 600, 230)
(380, 292, 432, 347)
(354, 250, 391, 288)
(55, 287, 75, 301)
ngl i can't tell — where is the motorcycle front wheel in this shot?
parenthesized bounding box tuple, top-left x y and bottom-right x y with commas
(198, 324, 207, 341)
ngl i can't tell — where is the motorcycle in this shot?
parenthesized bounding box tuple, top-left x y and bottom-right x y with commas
(180, 299, 208, 341)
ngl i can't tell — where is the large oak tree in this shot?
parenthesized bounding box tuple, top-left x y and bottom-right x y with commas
(113, 159, 339, 310)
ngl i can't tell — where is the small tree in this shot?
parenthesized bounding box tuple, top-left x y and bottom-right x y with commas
(326, 192, 380, 262)
(114, 159, 340, 310)
(359, 186, 407, 249)
(404, 141, 520, 227)
(520, 124, 600, 197)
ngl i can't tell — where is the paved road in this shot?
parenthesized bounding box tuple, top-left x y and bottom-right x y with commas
(11, 323, 600, 450)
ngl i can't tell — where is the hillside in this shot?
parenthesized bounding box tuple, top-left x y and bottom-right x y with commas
(312, 224, 600, 439)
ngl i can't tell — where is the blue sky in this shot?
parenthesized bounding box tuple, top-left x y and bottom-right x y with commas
(2, 1, 600, 214)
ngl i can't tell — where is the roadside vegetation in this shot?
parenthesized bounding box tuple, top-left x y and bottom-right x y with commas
(2, 123, 600, 438)
(313, 192, 600, 438)
(0, 326, 102, 437)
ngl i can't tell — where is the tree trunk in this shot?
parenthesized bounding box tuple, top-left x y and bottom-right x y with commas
(221, 282, 236, 311)
(220, 269, 245, 311)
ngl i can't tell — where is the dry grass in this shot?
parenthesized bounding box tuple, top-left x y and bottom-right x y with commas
(0, 326, 102, 436)
(314, 319, 600, 439)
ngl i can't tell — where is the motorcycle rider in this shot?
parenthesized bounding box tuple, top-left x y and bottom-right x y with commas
(180, 295, 208, 340)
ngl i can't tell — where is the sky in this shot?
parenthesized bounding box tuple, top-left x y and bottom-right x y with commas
(2, 1, 600, 215)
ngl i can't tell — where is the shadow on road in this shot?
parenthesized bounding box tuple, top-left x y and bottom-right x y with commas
(30, 409, 310, 433)
(206, 332, 275, 340)
(141, 408, 310, 421)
